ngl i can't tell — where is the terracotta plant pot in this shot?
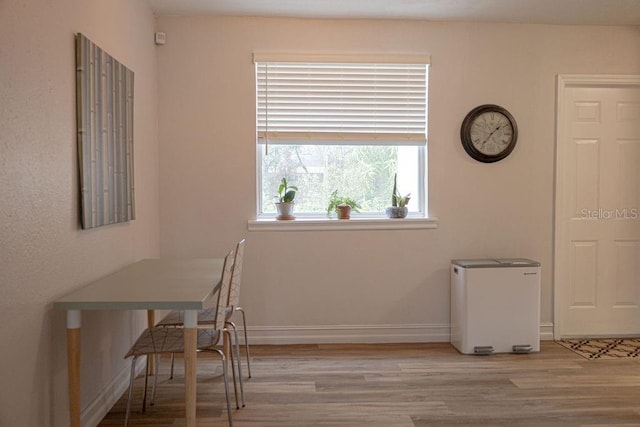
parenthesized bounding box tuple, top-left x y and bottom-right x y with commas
(275, 202, 295, 220)
(336, 204, 352, 220)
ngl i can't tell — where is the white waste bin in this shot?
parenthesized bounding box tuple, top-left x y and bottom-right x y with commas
(450, 258, 541, 355)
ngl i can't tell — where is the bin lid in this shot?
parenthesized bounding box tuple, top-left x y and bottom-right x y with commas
(452, 258, 540, 268)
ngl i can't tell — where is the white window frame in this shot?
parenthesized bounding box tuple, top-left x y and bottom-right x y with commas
(255, 145, 427, 219)
(252, 53, 432, 226)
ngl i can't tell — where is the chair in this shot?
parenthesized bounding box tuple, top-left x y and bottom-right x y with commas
(225, 239, 251, 379)
(157, 239, 251, 381)
(123, 250, 241, 426)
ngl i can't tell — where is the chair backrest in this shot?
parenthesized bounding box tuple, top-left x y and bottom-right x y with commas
(227, 239, 245, 308)
(214, 249, 235, 332)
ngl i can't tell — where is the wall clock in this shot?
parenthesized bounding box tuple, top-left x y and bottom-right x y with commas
(460, 104, 518, 163)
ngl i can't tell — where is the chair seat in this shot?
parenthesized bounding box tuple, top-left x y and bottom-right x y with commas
(155, 306, 217, 327)
(125, 327, 222, 358)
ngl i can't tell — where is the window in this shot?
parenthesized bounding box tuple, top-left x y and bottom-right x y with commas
(255, 54, 429, 218)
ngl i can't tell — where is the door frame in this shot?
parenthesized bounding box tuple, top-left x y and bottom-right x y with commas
(554, 74, 640, 340)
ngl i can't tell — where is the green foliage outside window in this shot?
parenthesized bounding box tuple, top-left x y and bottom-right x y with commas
(261, 144, 406, 214)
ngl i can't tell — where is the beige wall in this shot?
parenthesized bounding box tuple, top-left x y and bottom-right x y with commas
(156, 16, 640, 342)
(0, 1, 158, 425)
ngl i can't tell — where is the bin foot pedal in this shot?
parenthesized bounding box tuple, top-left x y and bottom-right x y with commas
(474, 346, 494, 355)
(512, 345, 532, 354)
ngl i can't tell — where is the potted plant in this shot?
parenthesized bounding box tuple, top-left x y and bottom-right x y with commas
(275, 177, 298, 220)
(385, 173, 410, 219)
(327, 190, 361, 220)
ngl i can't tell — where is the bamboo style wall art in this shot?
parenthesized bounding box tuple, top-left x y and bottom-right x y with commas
(76, 33, 135, 229)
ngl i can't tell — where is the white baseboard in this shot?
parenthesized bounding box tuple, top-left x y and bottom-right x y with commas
(242, 323, 556, 345)
(245, 323, 451, 344)
(540, 322, 555, 341)
(82, 356, 146, 427)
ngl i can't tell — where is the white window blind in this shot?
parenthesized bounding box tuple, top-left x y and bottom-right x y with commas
(256, 57, 428, 146)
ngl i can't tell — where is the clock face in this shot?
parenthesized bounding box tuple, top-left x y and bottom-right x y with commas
(460, 105, 518, 163)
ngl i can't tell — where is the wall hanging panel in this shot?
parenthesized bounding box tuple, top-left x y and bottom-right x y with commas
(76, 33, 135, 229)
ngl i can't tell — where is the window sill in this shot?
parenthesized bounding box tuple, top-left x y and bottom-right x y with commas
(247, 217, 438, 232)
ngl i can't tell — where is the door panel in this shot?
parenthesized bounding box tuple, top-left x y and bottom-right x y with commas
(569, 138, 599, 216)
(614, 241, 640, 306)
(569, 241, 597, 307)
(617, 139, 640, 208)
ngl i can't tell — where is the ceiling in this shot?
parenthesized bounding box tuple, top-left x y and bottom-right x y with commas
(148, 0, 640, 26)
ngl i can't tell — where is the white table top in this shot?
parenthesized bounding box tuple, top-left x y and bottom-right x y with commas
(54, 258, 223, 310)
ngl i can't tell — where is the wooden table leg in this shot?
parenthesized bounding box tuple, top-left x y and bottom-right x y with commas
(184, 310, 198, 427)
(223, 330, 230, 362)
(66, 310, 81, 427)
(147, 310, 155, 375)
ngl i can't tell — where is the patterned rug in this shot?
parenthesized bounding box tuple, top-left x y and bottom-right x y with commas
(557, 338, 640, 360)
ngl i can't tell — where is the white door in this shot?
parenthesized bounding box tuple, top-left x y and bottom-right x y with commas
(555, 75, 640, 339)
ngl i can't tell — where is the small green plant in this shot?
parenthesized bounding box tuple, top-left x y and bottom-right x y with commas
(326, 190, 361, 216)
(391, 173, 411, 207)
(277, 177, 298, 203)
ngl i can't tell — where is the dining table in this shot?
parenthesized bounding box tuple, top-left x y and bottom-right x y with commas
(54, 258, 223, 427)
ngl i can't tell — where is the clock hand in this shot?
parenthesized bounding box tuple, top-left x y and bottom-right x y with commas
(480, 125, 503, 146)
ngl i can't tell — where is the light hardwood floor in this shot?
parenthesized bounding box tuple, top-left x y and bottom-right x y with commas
(99, 341, 640, 426)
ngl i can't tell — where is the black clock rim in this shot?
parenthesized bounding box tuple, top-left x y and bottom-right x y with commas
(460, 104, 518, 163)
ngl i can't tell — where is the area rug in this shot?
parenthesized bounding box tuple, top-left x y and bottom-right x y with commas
(557, 338, 640, 360)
